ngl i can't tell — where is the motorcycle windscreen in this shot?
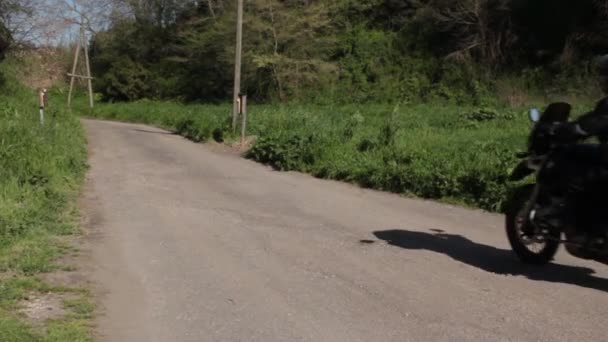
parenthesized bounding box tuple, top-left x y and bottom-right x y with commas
(540, 102, 571, 123)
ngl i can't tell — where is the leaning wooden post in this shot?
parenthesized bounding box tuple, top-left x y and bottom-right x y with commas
(67, 21, 95, 110)
(240, 94, 248, 146)
(67, 29, 82, 108)
(82, 27, 94, 108)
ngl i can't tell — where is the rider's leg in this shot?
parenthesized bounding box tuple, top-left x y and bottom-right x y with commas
(531, 159, 581, 229)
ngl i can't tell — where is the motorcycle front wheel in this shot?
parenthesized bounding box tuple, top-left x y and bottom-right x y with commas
(505, 185, 561, 265)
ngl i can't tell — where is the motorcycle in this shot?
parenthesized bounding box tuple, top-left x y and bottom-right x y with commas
(506, 102, 608, 265)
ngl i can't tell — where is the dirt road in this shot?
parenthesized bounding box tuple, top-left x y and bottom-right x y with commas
(82, 119, 608, 342)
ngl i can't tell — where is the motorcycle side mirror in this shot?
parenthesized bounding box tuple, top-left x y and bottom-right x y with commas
(529, 108, 540, 123)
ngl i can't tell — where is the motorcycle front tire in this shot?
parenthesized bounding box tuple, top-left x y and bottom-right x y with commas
(505, 185, 561, 265)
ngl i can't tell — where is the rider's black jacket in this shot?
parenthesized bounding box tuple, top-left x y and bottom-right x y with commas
(558, 98, 608, 143)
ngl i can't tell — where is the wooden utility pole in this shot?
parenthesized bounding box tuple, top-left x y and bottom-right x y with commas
(232, 0, 244, 132)
(83, 26, 94, 109)
(67, 27, 82, 108)
(67, 22, 94, 109)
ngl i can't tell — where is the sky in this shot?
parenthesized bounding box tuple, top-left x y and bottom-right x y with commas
(5, 0, 116, 46)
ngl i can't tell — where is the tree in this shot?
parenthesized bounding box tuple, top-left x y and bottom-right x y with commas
(0, 0, 34, 46)
(87, 0, 608, 103)
(0, 18, 10, 60)
(245, 0, 338, 100)
(421, 0, 515, 65)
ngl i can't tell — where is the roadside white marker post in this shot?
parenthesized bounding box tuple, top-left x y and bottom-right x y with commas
(38, 88, 47, 125)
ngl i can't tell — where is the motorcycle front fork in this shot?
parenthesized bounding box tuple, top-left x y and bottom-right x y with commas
(524, 183, 541, 223)
(524, 184, 563, 239)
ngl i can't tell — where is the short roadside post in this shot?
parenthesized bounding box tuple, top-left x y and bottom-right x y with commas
(240, 94, 248, 146)
(38, 88, 48, 125)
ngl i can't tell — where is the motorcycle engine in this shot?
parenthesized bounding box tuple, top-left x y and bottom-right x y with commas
(565, 230, 608, 260)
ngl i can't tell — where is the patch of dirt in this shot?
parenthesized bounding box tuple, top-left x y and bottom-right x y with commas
(19, 293, 73, 324)
(37, 231, 92, 289)
(205, 136, 257, 156)
(24, 236, 91, 326)
(0, 271, 16, 282)
(23, 180, 102, 324)
(40, 270, 90, 289)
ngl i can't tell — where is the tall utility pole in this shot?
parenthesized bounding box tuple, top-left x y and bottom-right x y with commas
(83, 25, 94, 109)
(67, 21, 94, 109)
(67, 25, 82, 108)
(232, 0, 244, 132)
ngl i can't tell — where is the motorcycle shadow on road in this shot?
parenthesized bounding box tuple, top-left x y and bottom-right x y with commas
(369, 229, 608, 293)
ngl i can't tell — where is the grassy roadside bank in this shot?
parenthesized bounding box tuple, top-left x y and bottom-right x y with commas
(76, 97, 593, 213)
(0, 59, 91, 341)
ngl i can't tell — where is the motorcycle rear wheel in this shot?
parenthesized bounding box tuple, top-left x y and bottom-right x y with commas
(505, 185, 561, 265)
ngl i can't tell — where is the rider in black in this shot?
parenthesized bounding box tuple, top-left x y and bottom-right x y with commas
(531, 55, 608, 241)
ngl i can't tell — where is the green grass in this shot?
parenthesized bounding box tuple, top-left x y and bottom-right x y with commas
(0, 275, 91, 341)
(63, 297, 94, 319)
(0, 314, 39, 342)
(76, 97, 595, 213)
(0, 57, 90, 340)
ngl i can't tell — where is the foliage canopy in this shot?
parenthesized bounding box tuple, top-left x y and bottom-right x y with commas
(90, 0, 608, 103)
